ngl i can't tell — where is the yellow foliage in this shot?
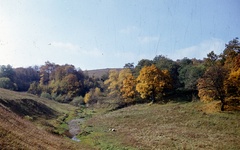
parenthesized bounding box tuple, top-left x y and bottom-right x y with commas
(104, 69, 132, 97)
(121, 74, 136, 103)
(84, 92, 91, 104)
(224, 68, 240, 96)
(136, 65, 171, 102)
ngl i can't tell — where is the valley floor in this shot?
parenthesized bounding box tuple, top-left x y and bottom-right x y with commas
(78, 102, 240, 150)
(0, 88, 239, 150)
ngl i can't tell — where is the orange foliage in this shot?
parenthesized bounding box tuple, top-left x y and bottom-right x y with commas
(121, 74, 136, 103)
(136, 65, 171, 102)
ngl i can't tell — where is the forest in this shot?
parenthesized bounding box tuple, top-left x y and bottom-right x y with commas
(0, 37, 239, 111)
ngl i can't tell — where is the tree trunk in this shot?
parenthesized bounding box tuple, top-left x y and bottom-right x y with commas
(220, 99, 225, 111)
(151, 90, 155, 103)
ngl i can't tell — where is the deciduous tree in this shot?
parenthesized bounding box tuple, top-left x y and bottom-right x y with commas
(197, 66, 228, 111)
(121, 74, 136, 103)
(136, 65, 171, 103)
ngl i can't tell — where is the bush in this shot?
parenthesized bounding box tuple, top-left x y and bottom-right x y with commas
(51, 93, 58, 100)
(40, 92, 52, 99)
(28, 82, 42, 95)
(0, 77, 17, 90)
(55, 94, 65, 102)
(70, 96, 85, 106)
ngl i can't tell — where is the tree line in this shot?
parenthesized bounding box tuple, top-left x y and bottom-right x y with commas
(0, 38, 239, 111)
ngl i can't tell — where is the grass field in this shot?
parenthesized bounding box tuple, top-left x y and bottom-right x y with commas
(1, 88, 240, 150)
(79, 102, 240, 150)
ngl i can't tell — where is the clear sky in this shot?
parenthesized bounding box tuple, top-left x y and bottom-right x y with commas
(0, 0, 239, 70)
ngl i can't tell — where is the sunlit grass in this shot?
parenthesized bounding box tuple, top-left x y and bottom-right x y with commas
(80, 101, 240, 149)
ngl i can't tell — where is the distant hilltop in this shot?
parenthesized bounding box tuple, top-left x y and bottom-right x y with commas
(84, 68, 122, 78)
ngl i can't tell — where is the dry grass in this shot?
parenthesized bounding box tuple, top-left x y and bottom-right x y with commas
(0, 88, 93, 150)
(82, 102, 240, 150)
(0, 106, 81, 150)
(1, 88, 239, 149)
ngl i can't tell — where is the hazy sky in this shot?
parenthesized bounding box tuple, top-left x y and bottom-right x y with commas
(0, 0, 239, 70)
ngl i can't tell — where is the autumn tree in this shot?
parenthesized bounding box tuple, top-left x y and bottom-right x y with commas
(198, 65, 228, 111)
(225, 67, 240, 97)
(121, 74, 137, 103)
(39, 61, 57, 85)
(60, 74, 81, 98)
(136, 64, 172, 103)
(104, 69, 132, 98)
(198, 51, 228, 111)
(104, 70, 120, 97)
(118, 69, 132, 87)
(84, 87, 102, 105)
(224, 53, 240, 100)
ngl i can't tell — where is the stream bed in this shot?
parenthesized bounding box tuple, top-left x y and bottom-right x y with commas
(68, 118, 84, 142)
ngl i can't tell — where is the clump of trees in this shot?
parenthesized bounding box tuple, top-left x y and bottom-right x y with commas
(198, 38, 240, 111)
(0, 37, 239, 111)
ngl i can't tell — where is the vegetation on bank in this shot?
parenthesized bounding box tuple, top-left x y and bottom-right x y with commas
(0, 38, 239, 149)
(0, 38, 239, 111)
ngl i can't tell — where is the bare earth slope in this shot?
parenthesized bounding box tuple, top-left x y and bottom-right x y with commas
(0, 88, 91, 150)
(0, 106, 77, 150)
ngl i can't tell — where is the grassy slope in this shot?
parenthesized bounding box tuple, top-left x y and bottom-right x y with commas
(81, 102, 240, 150)
(0, 88, 92, 150)
(84, 68, 122, 78)
(1, 88, 239, 150)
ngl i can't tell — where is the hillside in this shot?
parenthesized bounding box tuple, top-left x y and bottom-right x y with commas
(0, 88, 91, 150)
(79, 102, 240, 150)
(1, 88, 240, 149)
(84, 68, 122, 78)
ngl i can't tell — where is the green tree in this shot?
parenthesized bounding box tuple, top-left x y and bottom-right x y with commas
(14, 67, 40, 91)
(124, 62, 134, 69)
(153, 55, 180, 89)
(134, 59, 153, 76)
(0, 65, 15, 81)
(178, 58, 205, 91)
(0, 77, 17, 90)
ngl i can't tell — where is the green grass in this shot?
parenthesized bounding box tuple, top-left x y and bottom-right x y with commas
(0, 88, 93, 149)
(80, 101, 240, 150)
(1, 88, 240, 149)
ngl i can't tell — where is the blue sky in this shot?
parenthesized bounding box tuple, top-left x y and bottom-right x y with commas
(0, 0, 239, 70)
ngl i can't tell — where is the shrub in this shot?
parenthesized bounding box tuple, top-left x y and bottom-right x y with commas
(40, 92, 52, 99)
(0, 77, 17, 90)
(55, 94, 65, 102)
(70, 96, 85, 106)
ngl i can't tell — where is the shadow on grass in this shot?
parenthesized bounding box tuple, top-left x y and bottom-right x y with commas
(0, 98, 57, 119)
